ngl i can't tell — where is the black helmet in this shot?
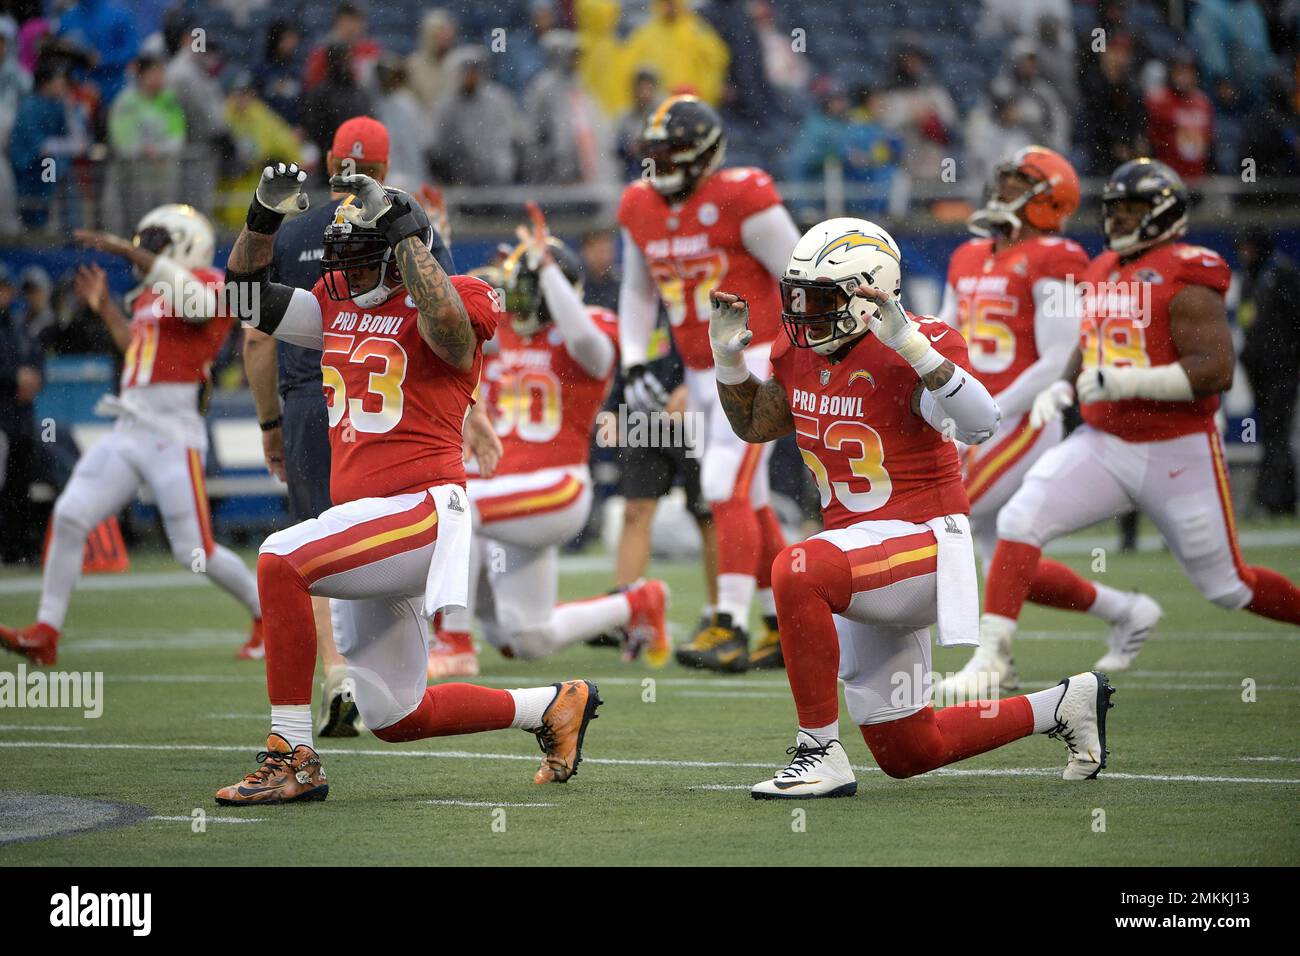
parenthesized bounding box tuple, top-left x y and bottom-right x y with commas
(321, 187, 434, 306)
(639, 95, 726, 200)
(502, 236, 584, 336)
(1102, 158, 1189, 256)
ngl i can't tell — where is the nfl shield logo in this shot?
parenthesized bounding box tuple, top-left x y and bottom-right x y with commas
(819, 369, 831, 385)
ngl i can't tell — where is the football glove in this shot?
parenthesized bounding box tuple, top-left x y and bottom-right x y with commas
(330, 172, 392, 227)
(247, 162, 309, 233)
(709, 291, 753, 384)
(1029, 380, 1075, 429)
(854, 285, 943, 374)
(623, 364, 670, 413)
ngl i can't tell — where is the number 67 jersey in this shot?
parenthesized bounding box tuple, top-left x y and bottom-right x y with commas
(770, 315, 974, 531)
(312, 275, 499, 505)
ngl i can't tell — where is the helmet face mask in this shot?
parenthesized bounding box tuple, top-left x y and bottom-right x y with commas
(781, 217, 902, 357)
(640, 95, 726, 200)
(502, 235, 584, 337)
(967, 146, 1079, 239)
(1102, 159, 1189, 255)
(321, 187, 431, 308)
(133, 204, 216, 273)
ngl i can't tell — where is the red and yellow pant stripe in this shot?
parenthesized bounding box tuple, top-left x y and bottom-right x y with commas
(1205, 428, 1250, 582)
(963, 416, 1042, 505)
(289, 496, 441, 585)
(476, 473, 585, 525)
(845, 530, 939, 594)
(186, 449, 216, 556)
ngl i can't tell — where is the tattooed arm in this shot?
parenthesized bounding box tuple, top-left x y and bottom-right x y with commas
(394, 234, 476, 372)
(717, 374, 796, 443)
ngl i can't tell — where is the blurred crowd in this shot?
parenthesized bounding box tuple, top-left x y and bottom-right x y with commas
(1, 0, 1300, 233)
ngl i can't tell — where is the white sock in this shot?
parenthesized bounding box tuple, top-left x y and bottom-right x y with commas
(549, 594, 632, 650)
(979, 613, 1016, 654)
(271, 705, 314, 751)
(700, 603, 716, 620)
(716, 573, 756, 627)
(758, 587, 777, 618)
(36, 513, 90, 632)
(204, 544, 262, 617)
(1088, 582, 1130, 623)
(800, 722, 840, 746)
(1025, 684, 1067, 734)
(508, 686, 557, 730)
(441, 604, 472, 632)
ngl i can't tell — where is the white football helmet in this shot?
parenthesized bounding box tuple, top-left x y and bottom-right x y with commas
(133, 204, 216, 271)
(780, 217, 902, 356)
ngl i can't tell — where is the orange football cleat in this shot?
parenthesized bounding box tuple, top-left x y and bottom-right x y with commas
(236, 618, 265, 661)
(427, 629, 479, 679)
(215, 734, 329, 805)
(0, 622, 59, 667)
(530, 680, 602, 784)
(623, 579, 672, 667)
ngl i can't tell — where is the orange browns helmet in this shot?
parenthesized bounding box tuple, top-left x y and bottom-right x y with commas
(968, 145, 1080, 238)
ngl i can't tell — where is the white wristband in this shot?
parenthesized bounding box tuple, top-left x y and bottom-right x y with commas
(714, 355, 751, 385)
(1130, 363, 1195, 401)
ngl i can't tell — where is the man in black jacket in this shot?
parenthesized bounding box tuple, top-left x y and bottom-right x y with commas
(1237, 228, 1300, 515)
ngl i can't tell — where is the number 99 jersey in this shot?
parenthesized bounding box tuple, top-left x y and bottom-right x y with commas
(771, 315, 973, 531)
(618, 167, 785, 370)
(312, 274, 499, 505)
(484, 307, 619, 476)
(945, 235, 1089, 396)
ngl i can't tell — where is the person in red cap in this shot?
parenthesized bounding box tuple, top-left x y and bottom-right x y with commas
(240, 116, 473, 737)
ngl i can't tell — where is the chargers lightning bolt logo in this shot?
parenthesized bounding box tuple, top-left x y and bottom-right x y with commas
(814, 232, 900, 267)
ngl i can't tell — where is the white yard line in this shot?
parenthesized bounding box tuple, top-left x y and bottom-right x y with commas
(148, 815, 264, 824)
(0, 724, 84, 732)
(422, 800, 556, 808)
(0, 739, 1296, 785)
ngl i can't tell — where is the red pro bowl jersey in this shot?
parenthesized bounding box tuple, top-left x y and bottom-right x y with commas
(946, 235, 1088, 396)
(619, 167, 785, 370)
(314, 275, 500, 505)
(1078, 241, 1231, 442)
(771, 314, 972, 531)
(121, 266, 234, 389)
(486, 307, 619, 476)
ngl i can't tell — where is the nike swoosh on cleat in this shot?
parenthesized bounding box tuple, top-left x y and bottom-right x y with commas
(237, 784, 284, 798)
(716, 650, 743, 663)
(774, 779, 822, 789)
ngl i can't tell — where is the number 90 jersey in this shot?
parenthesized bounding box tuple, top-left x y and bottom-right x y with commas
(771, 316, 973, 531)
(312, 275, 499, 505)
(945, 236, 1089, 397)
(484, 307, 619, 476)
(1078, 242, 1232, 442)
(618, 167, 785, 370)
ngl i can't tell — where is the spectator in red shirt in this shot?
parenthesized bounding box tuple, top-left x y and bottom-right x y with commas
(1146, 49, 1215, 181)
(303, 2, 382, 93)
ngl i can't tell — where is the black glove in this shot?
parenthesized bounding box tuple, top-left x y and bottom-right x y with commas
(623, 364, 669, 413)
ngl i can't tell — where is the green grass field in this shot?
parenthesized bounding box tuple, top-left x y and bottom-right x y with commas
(1, 528, 1297, 866)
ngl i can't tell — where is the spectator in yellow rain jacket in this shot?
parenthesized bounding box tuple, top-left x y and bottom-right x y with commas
(216, 69, 301, 229)
(622, 0, 729, 107)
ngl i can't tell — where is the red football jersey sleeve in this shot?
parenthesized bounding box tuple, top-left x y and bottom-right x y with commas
(488, 307, 618, 475)
(320, 276, 494, 504)
(1079, 242, 1229, 442)
(121, 266, 234, 389)
(771, 317, 970, 530)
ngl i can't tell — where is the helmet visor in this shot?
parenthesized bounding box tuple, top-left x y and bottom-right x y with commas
(780, 278, 856, 350)
(321, 238, 388, 302)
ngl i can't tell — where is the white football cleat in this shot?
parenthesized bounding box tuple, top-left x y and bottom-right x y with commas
(1095, 593, 1162, 672)
(937, 623, 1019, 702)
(752, 732, 857, 800)
(1050, 671, 1115, 780)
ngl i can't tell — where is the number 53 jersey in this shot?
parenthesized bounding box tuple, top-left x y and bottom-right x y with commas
(770, 316, 973, 531)
(312, 275, 499, 505)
